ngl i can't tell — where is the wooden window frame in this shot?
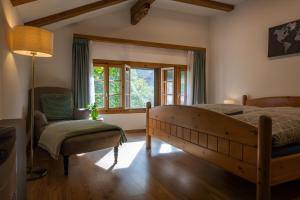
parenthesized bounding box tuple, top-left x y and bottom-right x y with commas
(107, 64, 124, 110)
(161, 67, 175, 105)
(161, 66, 187, 105)
(93, 59, 187, 114)
(177, 66, 188, 105)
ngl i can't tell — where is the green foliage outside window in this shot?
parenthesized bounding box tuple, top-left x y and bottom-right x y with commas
(109, 67, 121, 108)
(130, 69, 154, 108)
(93, 66, 154, 109)
(94, 66, 105, 108)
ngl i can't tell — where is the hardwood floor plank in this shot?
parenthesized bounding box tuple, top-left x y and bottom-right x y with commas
(27, 132, 300, 200)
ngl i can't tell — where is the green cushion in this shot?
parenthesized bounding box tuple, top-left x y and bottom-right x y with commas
(41, 94, 74, 120)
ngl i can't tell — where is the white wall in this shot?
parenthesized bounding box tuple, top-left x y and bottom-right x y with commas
(36, 7, 209, 129)
(91, 42, 187, 65)
(72, 7, 209, 48)
(0, 0, 30, 119)
(36, 7, 209, 88)
(35, 27, 73, 88)
(102, 113, 146, 130)
(208, 0, 300, 104)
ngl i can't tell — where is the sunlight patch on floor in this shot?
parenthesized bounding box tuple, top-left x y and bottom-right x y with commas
(76, 153, 86, 157)
(159, 143, 183, 154)
(95, 141, 145, 170)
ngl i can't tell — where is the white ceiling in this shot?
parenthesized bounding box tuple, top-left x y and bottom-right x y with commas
(16, 0, 246, 28)
(152, 0, 245, 17)
(16, 0, 100, 22)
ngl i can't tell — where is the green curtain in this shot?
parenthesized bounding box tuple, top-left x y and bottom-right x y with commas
(72, 38, 90, 108)
(192, 51, 206, 104)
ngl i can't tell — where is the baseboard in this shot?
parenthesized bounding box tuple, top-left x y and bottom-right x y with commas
(125, 129, 146, 134)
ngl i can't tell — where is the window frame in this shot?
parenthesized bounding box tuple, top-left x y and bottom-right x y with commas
(177, 66, 188, 105)
(127, 66, 155, 109)
(161, 67, 175, 105)
(93, 59, 187, 114)
(161, 66, 187, 105)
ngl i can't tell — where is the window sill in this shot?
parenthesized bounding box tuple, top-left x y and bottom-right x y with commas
(98, 108, 146, 114)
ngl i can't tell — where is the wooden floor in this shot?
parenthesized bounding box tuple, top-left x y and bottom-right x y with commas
(27, 133, 300, 200)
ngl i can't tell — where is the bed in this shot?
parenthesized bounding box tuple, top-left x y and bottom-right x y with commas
(145, 95, 300, 200)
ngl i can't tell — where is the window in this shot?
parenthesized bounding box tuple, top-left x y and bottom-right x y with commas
(93, 59, 187, 113)
(93, 64, 123, 110)
(108, 66, 122, 109)
(128, 68, 154, 108)
(161, 67, 187, 105)
(162, 68, 174, 105)
(94, 65, 105, 109)
(178, 67, 187, 105)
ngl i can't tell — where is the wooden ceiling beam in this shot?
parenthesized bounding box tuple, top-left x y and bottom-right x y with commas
(172, 0, 234, 12)
(11, 0, 37, 6)
(74, 33, 206, 52)
(131, 0, 155, 25)
(25, 0, 127, 27)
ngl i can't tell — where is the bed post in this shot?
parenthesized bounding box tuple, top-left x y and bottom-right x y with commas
(63, 155, 69, 176)
(242, 95, 248, 105)
(146, 102, 152, 150)
(257, 115, 272, 200)
(114, 146, 118, 163)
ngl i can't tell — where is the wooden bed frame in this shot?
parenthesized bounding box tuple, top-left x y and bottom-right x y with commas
(146, 95, 300, 200)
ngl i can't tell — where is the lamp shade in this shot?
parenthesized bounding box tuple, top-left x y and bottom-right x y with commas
(11, 26, 53, 57)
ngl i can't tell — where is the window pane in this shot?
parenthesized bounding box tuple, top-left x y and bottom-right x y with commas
(93, 66, 104, 80)
(109, 67, 121, 81)
(125, 95, 130, 108)
(109, 81, 121, 94)
(167, 95, 173, 105)
(180, 70, 187, 105)
(95, 81, 104, 94)
(95, 95, 104, 108)
(167, 70, 173, 81)
(167, 82, 173, 94)
(181, 96, 185, 104)
(125, 82, 130, 95)
(93, 66, 105, 109)
(109, 95, 121, 108)
(125, 67, 130, 81)
(180, 71, 186, 95)
(130, 68, 154, 108)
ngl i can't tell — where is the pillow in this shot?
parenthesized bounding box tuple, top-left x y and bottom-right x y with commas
(34, 110, 48, 126)
(193, 104, 245, 115)
(41, 94, 74, 120)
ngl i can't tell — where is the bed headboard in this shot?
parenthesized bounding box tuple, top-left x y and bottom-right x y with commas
(242, 95, 300, 107)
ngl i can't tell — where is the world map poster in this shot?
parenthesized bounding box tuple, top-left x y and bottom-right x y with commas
(268, 19, 300, 57)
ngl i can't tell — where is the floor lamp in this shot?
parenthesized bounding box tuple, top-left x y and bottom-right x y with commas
(11, 26, 54, 180)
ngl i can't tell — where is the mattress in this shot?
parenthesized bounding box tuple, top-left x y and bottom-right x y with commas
(194, 104, 300, 147)
(272, 144, 300, 157)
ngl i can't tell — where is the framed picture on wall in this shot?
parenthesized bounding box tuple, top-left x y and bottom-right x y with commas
(268, 19, 300, 57)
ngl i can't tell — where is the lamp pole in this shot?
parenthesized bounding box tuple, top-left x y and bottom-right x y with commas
(27, 52, 48, 181)
(29, 52, 36, 172)
(10, 25, 53, 180)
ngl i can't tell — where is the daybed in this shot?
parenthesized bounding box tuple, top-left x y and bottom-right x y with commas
(146, 95, 300, 200)
(33, 87, 125, 176)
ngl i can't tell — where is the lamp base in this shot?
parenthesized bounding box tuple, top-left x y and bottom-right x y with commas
(27, 167, 47, 181)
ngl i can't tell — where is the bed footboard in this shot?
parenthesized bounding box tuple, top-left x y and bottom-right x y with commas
(146, 102, 272, 200)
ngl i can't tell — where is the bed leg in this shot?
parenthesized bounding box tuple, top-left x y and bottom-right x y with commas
(63, 155, 69, 176)
(242, 95, 248, 105)
(146, 102, 152, 150)
(257, 116, 272, 200)
(114, 146, 118, 163)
